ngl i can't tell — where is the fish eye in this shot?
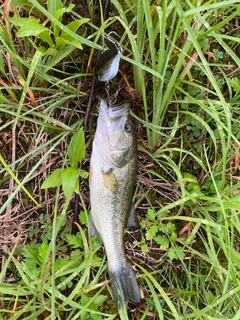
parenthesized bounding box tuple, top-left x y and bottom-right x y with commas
(124, 122, 133, 133)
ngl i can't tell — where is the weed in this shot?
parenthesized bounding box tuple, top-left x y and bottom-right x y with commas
(1, 0, 240, 319)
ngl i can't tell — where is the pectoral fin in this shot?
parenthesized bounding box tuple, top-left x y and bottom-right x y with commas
(101, 168, 118, 192)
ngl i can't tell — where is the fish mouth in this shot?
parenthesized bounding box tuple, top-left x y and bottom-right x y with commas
(99, 99, 129, 122)
(109, 103, 129, 119)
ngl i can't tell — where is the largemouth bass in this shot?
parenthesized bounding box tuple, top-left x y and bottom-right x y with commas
(89, 99, 140, 309)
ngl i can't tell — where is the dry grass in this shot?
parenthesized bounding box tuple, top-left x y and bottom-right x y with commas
(1, 0, 240, 318)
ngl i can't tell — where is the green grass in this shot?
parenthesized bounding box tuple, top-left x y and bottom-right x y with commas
(1, 0, 240, 319)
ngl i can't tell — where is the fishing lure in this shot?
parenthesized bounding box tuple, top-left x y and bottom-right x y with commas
(95, 33, 122, 82)
(95, 33, 122, 104)
(95, 44, 122, 82)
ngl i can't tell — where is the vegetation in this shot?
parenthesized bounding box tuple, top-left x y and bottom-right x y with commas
(1, 0, 240, 319)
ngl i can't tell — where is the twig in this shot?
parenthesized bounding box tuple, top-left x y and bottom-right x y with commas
(2, 122, 15, 281)
(84, 76, 96, 130)
(83, 0, 111, 130)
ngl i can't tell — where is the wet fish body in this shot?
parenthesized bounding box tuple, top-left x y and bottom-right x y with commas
(89, 99, 140, 308)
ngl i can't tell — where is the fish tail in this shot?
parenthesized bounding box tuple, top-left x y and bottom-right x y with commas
(108, 261, 140, 309)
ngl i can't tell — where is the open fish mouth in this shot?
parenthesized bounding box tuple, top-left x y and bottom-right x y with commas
(109, 103, 129, 117)
(99, 99, 129, 122)
(108, 103, 129, 120)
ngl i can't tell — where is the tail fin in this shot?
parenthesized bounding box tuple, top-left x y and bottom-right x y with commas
(108, 261, 140, 309)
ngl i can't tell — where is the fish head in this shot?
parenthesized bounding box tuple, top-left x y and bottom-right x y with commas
(97, 99, 137, 168)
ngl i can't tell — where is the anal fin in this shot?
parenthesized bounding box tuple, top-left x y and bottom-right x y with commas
(90, 214, 100, 237)
(127, 204, 140, 228)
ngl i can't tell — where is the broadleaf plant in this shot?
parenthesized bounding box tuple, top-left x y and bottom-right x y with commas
(137, 208, 186, 261)
(11, 2, 89, 55)
(41, 128, 88, 200)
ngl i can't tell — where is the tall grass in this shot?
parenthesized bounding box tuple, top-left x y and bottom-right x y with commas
(0, 0, 240, 319)
(111, 0, 240, 318)
(112, 0, 240, 148)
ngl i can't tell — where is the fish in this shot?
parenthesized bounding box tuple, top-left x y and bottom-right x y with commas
(89, 99, 140, 309)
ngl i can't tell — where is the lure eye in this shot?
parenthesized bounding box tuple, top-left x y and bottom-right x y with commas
(124, 123, 133, 133)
